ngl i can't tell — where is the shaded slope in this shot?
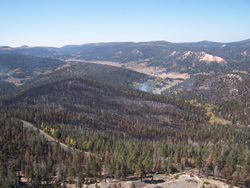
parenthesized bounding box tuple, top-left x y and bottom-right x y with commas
(3, 77, 208, 140)
(0, 81, 17, 96)
(21, 62, 150, 89)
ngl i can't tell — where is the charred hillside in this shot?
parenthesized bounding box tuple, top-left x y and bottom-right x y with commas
(3, 77, 208, 140)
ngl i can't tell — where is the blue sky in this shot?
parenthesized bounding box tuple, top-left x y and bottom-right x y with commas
(0, 0, 249, 47)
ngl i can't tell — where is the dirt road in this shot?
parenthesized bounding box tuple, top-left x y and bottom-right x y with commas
(22, 120, 70, 151)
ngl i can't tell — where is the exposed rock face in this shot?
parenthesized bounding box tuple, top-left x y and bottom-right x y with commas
(170, 50, 227, 65)
(199, 52, 226, 64)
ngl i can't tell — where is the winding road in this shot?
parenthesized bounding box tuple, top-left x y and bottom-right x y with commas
(22, 120, 72, 152)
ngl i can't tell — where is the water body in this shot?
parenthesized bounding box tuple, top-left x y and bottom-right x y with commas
(133, 78, 179, 95)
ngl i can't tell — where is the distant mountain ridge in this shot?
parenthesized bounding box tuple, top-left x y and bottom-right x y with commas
(1, 39, 249, 74)
(1, 39, 249, 50)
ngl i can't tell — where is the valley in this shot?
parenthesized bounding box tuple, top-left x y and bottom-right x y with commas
(0, 40, 249, 188)
(67, 59, 190, 94)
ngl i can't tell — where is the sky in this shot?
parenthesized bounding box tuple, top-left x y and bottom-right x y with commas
(0, 0, 249, 47)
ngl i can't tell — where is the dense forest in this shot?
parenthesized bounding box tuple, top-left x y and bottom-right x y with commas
(1, 75, 249, 187)
(0, 117, 87, 187)
(0, 106, 249, 187)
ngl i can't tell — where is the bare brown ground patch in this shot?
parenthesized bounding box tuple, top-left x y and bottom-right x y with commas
(67, 59, 190, 81)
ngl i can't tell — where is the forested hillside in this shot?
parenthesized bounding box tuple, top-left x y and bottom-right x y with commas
(1, 74, 249, 187)
(165, 73, 249, 126)
(22, 62, 149, 88)
(0, 116, 249, 187)
(0, 54, 65, 78)
(3, 77, 207, 138)
(0, 54, 66, 91)
(0, 81, 17, 96)
(0, 118, 87, 187)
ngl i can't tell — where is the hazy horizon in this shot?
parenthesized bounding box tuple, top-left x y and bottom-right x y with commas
(1, 38, 250, 48)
